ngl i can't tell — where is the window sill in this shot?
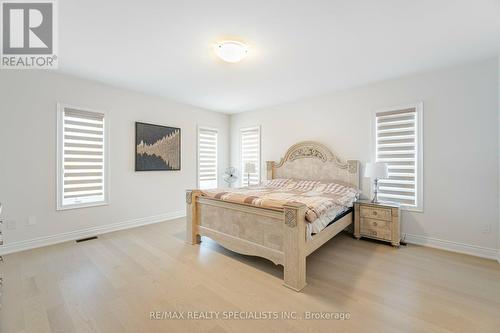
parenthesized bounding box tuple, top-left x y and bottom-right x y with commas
(56, 201, 109, 211)
(400, 205, 423, 213)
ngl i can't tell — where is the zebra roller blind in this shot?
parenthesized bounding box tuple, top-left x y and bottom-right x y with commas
(240, 126, 261, 186)
(198, 127, 218, 189)
(58, 106, 107, 209)
(375, 104, 423, 210)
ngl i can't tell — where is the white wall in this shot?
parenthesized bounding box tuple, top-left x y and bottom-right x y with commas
(1, 60, 498, 259)
(230, 59, 499, 256)
(0, 70, 229, 251)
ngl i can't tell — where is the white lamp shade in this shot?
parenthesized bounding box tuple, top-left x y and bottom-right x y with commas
(244, 162, 256, 174)
(364, 162, 388, 179)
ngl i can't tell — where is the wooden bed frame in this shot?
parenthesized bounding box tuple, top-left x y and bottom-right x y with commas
(186, 141, 359, 291)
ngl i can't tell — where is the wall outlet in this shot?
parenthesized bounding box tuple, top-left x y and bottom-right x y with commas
(481, 224, 491, 234)
(27, 216, 37, 226)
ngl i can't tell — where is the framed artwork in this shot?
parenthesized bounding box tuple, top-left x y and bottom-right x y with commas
(135, 122, 181, 171)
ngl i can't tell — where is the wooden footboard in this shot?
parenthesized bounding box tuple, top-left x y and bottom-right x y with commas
(186, 190, 352, 291)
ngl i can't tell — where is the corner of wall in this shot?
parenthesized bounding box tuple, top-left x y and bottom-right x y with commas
(496, 56, 500, 264)
(228, 112, 239, 171)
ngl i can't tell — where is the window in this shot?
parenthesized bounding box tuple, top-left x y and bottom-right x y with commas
(197, 127, 218, 189)
(57, 104, 108, 210)
(240, 126, 261, 186)
(375, 103, 423, 211)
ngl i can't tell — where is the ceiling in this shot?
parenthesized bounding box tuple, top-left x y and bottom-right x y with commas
(59, 0, 500, 113)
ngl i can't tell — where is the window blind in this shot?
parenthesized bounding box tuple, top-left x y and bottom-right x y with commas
(59, 107, 106, 208)
(375, 107, 421, 208)
(240, 126, 260, 186)
(198, 127, 218, 189)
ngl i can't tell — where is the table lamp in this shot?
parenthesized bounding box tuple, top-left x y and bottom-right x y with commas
(364, 162, 388, 203)
(244, 162, 256, 187)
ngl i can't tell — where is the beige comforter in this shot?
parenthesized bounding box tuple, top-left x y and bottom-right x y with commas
(201, 179, 360, 223)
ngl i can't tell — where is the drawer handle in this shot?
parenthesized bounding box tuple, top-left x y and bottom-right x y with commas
(372, 211, 378, 215)
(373, 221, 378, 226)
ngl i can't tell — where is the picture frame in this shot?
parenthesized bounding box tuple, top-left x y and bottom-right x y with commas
(135, 122, 181, 171)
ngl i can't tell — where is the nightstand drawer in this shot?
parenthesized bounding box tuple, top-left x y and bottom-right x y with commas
(360, 206, 391, 221)
(360, 225, 391, 241)
(360, 217, 391, 231)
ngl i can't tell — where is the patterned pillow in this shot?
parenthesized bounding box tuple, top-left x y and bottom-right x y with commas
(314, 181, 361, 205)
(319, 182, 357, 193)
(289, 180, 322, 191)
(262, 178, 293, 188)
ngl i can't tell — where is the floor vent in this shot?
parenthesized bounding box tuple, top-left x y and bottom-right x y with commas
(76, 236, 98, 243)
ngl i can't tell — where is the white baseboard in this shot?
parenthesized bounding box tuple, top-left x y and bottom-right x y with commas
(2, 216, 498, 263)
(404, 233, 498, 260)
(0, 210, 185, 255)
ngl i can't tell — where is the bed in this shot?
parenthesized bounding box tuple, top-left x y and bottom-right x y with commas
(186, 141, 360, 291)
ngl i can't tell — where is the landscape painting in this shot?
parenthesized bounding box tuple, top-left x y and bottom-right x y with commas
(135, 122, 181, 171)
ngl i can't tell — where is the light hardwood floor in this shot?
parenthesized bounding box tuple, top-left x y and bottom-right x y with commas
(1, 218, 499, 333)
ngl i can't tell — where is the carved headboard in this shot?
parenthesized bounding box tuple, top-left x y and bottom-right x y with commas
(266, 141, 360, 188)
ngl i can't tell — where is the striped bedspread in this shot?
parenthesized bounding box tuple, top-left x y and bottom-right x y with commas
(201, 179, 360, 223)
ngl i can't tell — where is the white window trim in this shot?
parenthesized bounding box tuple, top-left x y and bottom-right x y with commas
(372, 102, 423, 212)
(197, 125, 219, 189)
(239, 125, 261, 187)
(56, 103, 110, 211)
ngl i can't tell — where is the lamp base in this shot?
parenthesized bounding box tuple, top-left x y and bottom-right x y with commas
(371, 178, 380, 204)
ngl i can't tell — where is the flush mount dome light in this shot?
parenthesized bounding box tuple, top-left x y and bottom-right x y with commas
(214, 41, 248, 63)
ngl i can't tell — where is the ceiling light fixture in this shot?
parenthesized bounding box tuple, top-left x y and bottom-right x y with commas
(214, 41, 248, 63)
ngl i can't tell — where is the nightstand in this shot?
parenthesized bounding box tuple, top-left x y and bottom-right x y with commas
(354, 200, 401, 247)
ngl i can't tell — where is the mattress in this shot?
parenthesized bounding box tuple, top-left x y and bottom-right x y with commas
(201, 180, 359, 224)
(307, 206, 353, 239)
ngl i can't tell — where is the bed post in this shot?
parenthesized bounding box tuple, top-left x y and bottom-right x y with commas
(266, 161, 274, 180)
(283, 202, 307, 291)
(186, 189, 201, 244)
